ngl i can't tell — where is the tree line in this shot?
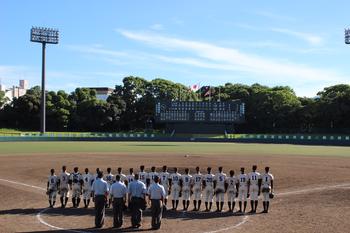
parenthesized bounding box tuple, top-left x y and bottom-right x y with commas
(0, 76, 350, 133)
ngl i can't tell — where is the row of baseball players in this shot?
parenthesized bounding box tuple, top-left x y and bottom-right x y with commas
(47, 165, 274, 213)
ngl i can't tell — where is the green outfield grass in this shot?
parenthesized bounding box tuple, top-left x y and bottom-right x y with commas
(0, 141, 350, 157)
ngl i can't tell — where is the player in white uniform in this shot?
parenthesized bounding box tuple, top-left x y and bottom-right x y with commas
(147, 166, 159, 188)
(169, 167, 181, 210)
(105, 167, 115, 208)
(203, 167, 215, 211)
(116, 167, 127, 184)
(58, 165, 70, 208)
(248, 165, 262, 213)
(92, 168, 100, 182)
(69, 167, 83, 208)
(192, 166, 203, 211)
(47, 168, 59, 208)
(181, 168, 192, 211)
(159, 165, 170, 207)
(82, 168, 93, 208)
(214, 167, 227, 212)
(126, 168, 135, 186)
(238, 167, 249, 213)
(226, 170, 238, 212)
(139, 165, 148, 185)
(261, 166, 274, 213)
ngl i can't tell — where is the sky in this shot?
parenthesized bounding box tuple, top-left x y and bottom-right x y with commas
(1, 0, 350, 97)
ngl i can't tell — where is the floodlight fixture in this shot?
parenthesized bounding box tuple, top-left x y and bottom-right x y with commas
(345, 28, 350, 44)
(30, 26, 59, 134)
(31, 27, 59, 44)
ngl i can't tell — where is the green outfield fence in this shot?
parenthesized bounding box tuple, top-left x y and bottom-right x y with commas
(0, 131, 350, 146)
(226, 134, 350, 141)
(0, 132, 159, 140)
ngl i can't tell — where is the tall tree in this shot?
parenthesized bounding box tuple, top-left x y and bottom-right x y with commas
(0, 90, 8, 108)
(46, 90, 72, 131)
(315, 84, 350, 131)
(1, 86, 41, 130)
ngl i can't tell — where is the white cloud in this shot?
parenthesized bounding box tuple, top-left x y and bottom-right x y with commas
(255, 10, 297, 22)
(150, 24, 164, 31)
(63, 32, 347, 96)
(271, 28, 323, 46)
(115, 29, 348, 96)
(236, 23, 324, 46)
(0, 65, 126, 92)
(171, 17, 184, 25)
(0, 65, 39, 88)
(65, 45, 128, 57)
(117, 29, 341, 79)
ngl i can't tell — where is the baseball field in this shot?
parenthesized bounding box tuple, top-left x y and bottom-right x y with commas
(0, 141, 349, 233)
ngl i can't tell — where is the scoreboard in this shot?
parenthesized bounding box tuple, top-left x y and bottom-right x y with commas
(155, 100, 245, 123)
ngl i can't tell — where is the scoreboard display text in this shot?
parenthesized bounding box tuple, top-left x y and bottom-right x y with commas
(155, 101, 245, 123)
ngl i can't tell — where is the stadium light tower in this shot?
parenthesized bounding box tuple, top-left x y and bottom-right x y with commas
(345, 28, 350, 44)
(30, 27, 59, 134)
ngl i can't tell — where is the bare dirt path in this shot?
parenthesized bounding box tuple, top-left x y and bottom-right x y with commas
(0, 151, 349, 233)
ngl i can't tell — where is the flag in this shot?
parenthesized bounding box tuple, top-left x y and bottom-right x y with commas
(202, 86, 212, 96)
(189, 84, 200, 91)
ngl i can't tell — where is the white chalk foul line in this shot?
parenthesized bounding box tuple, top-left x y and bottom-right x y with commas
(1, 178, 350, 233)
(202, 215, 249, 233)
(201, 182, 350, 233)
(277, 183, 350, 196)
(37, 208, 91, 233)
(1, 177, 248, 233)
(0, 178, 91, 233)
(0, 178, 46, 191)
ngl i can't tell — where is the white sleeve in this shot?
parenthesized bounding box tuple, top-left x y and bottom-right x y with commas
(162, 186, 166, 197)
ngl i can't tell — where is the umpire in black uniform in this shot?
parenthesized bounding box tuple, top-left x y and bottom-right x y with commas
(128, 173, 147, 228)
(91, 171, 109, 228)
(110, 175, 127, 228)
(148, 176, 166, 230)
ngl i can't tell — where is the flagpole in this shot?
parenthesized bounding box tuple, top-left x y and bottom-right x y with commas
(209, 86, 211, 102)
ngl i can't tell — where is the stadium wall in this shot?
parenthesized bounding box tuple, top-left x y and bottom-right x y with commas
(0, 133, 350, 146)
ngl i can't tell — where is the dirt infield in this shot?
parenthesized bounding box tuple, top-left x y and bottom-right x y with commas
(0, 144, 349, 233)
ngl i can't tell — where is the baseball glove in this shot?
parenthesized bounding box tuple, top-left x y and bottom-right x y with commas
(46, 190, 51, 195)
(269, 193, 274, 199)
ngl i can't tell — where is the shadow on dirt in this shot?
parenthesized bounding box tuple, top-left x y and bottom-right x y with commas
(0, 205, 253, 219)
(3, 206, 254, 232)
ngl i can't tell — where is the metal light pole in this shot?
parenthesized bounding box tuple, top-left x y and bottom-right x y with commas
(30, 27, 59, 134)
